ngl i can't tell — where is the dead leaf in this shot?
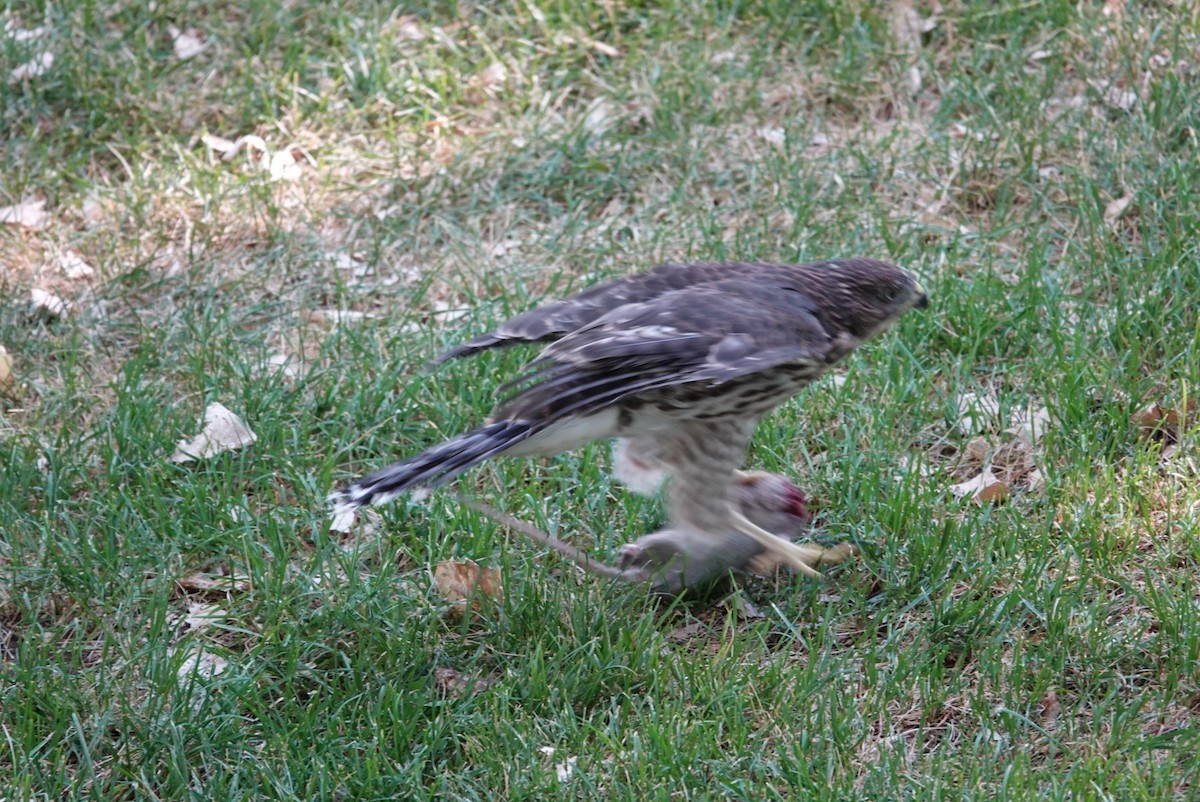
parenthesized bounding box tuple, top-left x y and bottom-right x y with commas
(329, 507, 382, 541)
(1093, 81, 1137, 112)
(201, 133, 272, 163)
(895, 455, 932, 479)
(890, 0, 936, 55)
(0, 198, 48, 229)
(0, 345, 12, 391)
(474, 61, 507, 91)
(1134, 401, 1166, 431)
(56, 250, 96, 279)
(956, 391, 1001, 435)
(183, 602, 227, 633)
(907, 65, 922, 94)
(1026, 468, 1046, 494)
(1103, 191, 1135, 226)
(555, 757, 577, 783)
(434, 559, 503, 615)
(586, 38, 620, 58)
(758, 127, 786, 147)
(598, 196, 626, 220)
(176, 571, 251, 593)
(328, 505, 358, 533)
(5, 22, 47, 42)
(1134, 399, 1197, 442)
(30, 288, 70, 318)
(201, 134, 239, 155)
(395, 18, 426, 42)
(667, 620, 706, 642)
(80, 197, 106, 222)
(427, 22, 463, 49)
(1040, 688, 1061, 728)
(430, 299, 468, 324)
(582, 98, 616, 136)
(329, 250, 371, 277)
(433, 667, 492, 696)
(168, 25, 207, 60)
(170, 403, 257, 463)
(723, 591, 764, 620)
(434, 667, 467, 695)
(261, 353, 298, 380)
(233, 134, 266, 158)
(487, 238, 521, 259)
(302, 309, 375, 329)
(949, 122, 988, 142)
(268, 148, 302, 181)
(536, 746, 577, 783)
(950, 469, 1009, 503)
(1008, 403, 1052, 443)
(176, 648, 228, 680)
(964, 436, 991, 462)
(9, 51, 52, 82)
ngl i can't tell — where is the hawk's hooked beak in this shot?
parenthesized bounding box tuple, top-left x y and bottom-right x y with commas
(913, 281, 930, 309)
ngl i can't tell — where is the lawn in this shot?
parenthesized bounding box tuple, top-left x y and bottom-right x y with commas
(2, 0, 1199, 799)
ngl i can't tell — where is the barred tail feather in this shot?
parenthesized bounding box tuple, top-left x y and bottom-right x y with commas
(330, 420, 534, 516)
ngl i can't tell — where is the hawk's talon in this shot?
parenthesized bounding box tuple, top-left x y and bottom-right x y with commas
(615, 541, 648, 569)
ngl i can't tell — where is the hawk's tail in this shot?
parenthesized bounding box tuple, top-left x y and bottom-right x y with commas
(330, 420, 534, 516)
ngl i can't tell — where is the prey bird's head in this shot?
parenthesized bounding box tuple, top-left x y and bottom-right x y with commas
(806, 259, 928, 342)
(733, 470, 814, 536)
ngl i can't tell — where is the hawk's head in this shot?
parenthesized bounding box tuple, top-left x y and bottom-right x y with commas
(810, 259, 928, 342)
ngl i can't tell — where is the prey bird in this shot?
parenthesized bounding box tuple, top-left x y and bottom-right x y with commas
(331, 259, 928, 591)
(453, 468, 820, 594)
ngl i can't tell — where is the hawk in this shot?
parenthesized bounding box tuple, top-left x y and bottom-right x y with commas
(331, 259, 927, 591)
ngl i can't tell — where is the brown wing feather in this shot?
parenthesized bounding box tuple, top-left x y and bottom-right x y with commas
(492, 277, 837, 422)
(430, 260, 864, 366)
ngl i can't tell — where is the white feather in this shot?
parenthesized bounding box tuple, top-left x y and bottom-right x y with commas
(611, 438, 668, 495)
(503, 407, 620, 457)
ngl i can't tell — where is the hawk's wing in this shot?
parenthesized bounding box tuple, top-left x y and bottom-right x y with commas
(493, 277, 841, 422)
(431, 262, 834, 366)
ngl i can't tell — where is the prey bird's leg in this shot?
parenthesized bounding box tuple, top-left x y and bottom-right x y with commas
(728, 507, 831, 579)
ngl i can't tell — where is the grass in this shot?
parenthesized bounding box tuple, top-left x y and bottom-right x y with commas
(2, 0, 1200, 798)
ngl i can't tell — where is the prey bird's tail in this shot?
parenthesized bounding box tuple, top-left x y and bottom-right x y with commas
(330, 420, 534, 516)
